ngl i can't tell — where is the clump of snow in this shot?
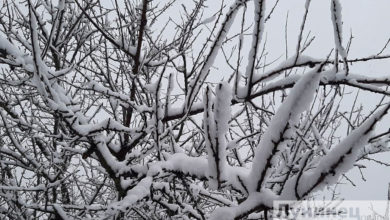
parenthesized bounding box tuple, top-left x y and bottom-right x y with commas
(0, 35, 23, 58)
(148, 153, 209, 178)
(108, 176, 152, 212)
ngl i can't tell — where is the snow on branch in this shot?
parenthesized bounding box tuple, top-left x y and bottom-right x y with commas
(290, 102, 390, 199)
(185, 0, 249, 110)
(331, 0, 349, 73)
(0, 35, 23, 61)
(2, 0, 390, 219)
(248, 67, 321, 192)
(210, 189, 277, 220)
(244, 0, 266, 97)
(107, 176, 152, 213)
(203, 82, 232, 189)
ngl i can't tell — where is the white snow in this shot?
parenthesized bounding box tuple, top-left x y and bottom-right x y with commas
(244, 0, 266, 94)
(204, 82, 232, 188)
(294, 102, 390, 198)
(248, 68, 321, 192)
(252, 55, 319, 84)
(108, 176, 152, 212)
(210, 189, 277, 220)
(0, 35, 23, 58)
(185, 0, 247, 109)
(331, 0, 347, 59)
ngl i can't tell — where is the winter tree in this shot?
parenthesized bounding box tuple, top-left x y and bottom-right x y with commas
(1, 0, 390, 219)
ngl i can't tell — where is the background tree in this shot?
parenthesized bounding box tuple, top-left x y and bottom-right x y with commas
(1, 0, 390, 219)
